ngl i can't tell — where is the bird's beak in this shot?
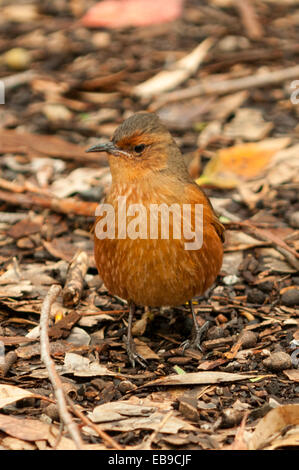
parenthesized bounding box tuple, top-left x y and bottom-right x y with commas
(86, 141, 129, 157)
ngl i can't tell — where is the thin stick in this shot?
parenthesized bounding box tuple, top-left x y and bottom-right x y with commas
(63, 250, 89, 308)
(134, 38, 214, 98)
(0, 188, 97, 217)
(234, 0, 264, 39)
(0, 351, 17, 376)
(151, 64, 299, 110)
(81, 309, 129, 316)
(40, 284, 84, 450)
(2, 70, 35, 90)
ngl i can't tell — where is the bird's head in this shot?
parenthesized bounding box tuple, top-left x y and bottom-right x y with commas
(86, 112, 189, 183)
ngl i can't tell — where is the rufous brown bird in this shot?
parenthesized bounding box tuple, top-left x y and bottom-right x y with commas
(86, 112, 224, 367)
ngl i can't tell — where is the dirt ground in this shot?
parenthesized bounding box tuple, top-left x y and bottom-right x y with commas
(0, 0, 298, 451)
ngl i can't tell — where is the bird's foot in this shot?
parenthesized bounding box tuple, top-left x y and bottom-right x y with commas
(180, 321, 210, 352)
(123, 335, 147, 368)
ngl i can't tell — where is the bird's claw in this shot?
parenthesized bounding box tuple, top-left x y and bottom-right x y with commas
(180, 321, 210, 353)
(180, 339, 202, 353)
(123, 335, 147, 368)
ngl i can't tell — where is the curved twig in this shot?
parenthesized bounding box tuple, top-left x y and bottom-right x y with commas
(40, 284, 84, 450)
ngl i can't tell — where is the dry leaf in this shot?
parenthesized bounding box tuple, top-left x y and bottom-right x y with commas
(0, 384, 35, 409)
(248, 404, 299, 450)
(223, 108, 273, 141)
(283, 369, 299, 382)
(0, 414, 52, 441)
(224, 230, 265, 252)
(1, 436, 36, 450)
(196, 138, 290, 188)
(135, 338, 160, 360)
(89, 401, 156, 423)
(0, 414, 78, 449)
(142, 371, 256, 387)
(265, 143, 299, 186)
(88, 401, 195, 434)
(61, 352, 116, 377)
(51, 168, 107, 198)
(82, 0, 184, 29)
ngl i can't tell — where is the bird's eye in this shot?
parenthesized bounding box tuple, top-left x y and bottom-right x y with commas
(134, 144, 145, 154)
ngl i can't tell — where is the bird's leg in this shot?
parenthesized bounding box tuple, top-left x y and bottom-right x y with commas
(181, 300, 210, 352)
(123, 302, 147, 368)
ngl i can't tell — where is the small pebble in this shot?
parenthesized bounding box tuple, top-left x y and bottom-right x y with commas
(117, 380, 137, 393)
(44, 403, 60, 422)
(281, 288, 299, 306)
(206, 326, 228, 340)
(223, 274, 240, 285)
(4, 47, 31, 70)
(17, 237, 35, 249)
(258, 280, 274, 293)
(221, 408, 243, 428)
(247, 288, 266, 304)
(289, 211, 299, 229)
(178, 397, 198, 422)
(263, 351, 292, 371)
(238, 330, 257, 349)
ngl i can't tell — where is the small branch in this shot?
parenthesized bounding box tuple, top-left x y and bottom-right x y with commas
(2, 70, 35, 90)
(0, 351, 17, 377)
(63, 250, 89, 308)
(40, 284, 84, 450)
(81, 309, 129, 316)
(151, 64, 299, 110)
(0, 188, 98, 217)
(234, 0, 264, 40)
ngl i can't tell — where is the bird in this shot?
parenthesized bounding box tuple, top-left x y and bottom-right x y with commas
(86, 112, 224, 367)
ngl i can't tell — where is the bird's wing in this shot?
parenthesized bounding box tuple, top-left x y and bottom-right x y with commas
(185, 182, 225, 244)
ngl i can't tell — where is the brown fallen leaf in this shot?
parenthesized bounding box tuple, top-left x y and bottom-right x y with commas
(141, 371, 256, 388)
(0, 414, 52, 441)
(135, 338, 160, 360)
(283, 369, 299, 382)
(61, 352, 117, 377)
(0, 384, 35, 409)
(223, 108, 273, 141)
(7, 217, 42, 239)
(89, 401, 156, 423)
(1, 436, 36, 450)
(42, 238, 95, 266)
(88, 401, 195, 434)
(82, 0, 184, 29)
(196, 138, 290, 189)
(248, 404, 299, 450)
(0, 414, 78, 449)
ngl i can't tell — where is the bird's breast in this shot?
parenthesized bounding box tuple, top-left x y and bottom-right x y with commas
(94, 181, 223, 306)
